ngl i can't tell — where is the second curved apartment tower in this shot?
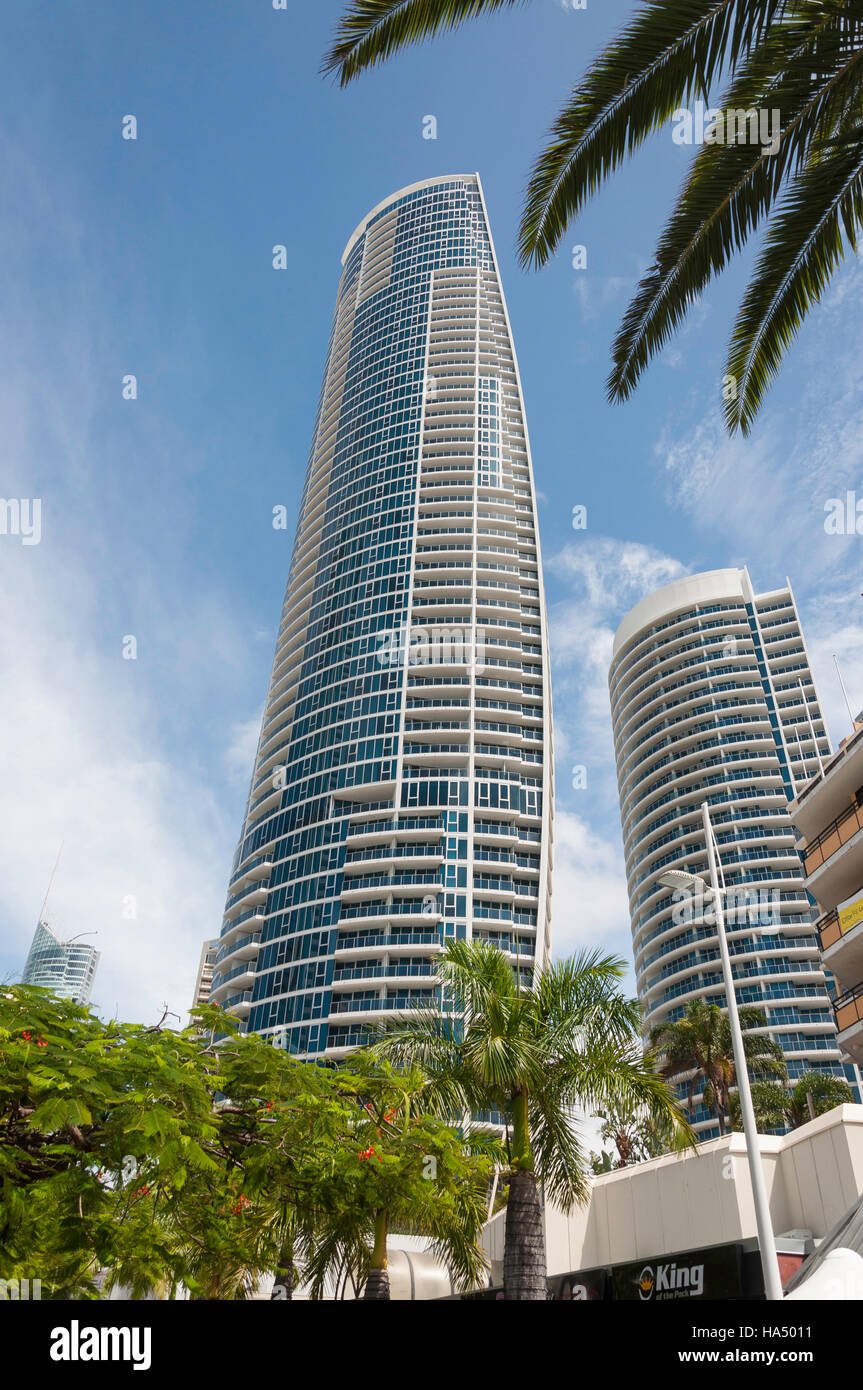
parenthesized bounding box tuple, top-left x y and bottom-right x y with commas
(211, 176, 554, 1056)
(610, 568, 843, 1137)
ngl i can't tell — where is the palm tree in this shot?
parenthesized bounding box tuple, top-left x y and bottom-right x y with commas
(592, 1097, 679, 1167)
(650, 998, 787, 1135)
(369, 939, 693, 1300)
(728, 1078, 793, 1132)
(786, 1070, 855, 1126)
(325, 1, 863, 434)
(729, 1068, 855, 1131)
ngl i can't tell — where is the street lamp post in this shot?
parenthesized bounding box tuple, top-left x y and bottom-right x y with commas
(660, 800, 785, 1302)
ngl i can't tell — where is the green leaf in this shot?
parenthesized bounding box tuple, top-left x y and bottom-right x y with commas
(27, 1096, 92, 1132)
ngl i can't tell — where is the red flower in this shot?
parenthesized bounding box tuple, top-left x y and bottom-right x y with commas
(21, 1031, 31, 1041)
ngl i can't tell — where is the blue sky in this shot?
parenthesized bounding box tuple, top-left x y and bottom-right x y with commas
(1, 0, 862, 1022)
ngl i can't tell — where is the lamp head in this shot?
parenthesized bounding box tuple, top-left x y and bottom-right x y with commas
(658, 868, 708, 893)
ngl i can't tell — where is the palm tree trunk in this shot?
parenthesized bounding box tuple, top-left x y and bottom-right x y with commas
(363, 1209, 390, 1301)
(363, 1269, 390, 1300)
(504, 1089, 547, 1300)
(504, 1169, 547, 1300)
(271, 1243, 294, 1301)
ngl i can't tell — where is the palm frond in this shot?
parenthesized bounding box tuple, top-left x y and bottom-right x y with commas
(608, 0, 863, 401)
(725, 130, 863, 430)
(402, 1179, 491, 1290)
(518, 0, 785, 266)
(437, 936, 519, 1014)
(527, 1083, 590, 1211)
(461, 1014, 546, 1093)
(323, 0, 528, 86)
(303, 1213, 372, 1301)
(366, 1011, 476, 1118)
(536, 962, 642, 1070)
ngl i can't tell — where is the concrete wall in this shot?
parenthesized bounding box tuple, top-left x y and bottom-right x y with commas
(483, 1105, 863, 1275)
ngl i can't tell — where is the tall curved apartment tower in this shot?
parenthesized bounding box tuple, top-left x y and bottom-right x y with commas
(609, 568, 843, 1137)
(211, 175, 553, 1056)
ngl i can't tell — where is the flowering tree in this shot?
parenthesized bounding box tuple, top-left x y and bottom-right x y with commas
(0, 987, 495, 1301)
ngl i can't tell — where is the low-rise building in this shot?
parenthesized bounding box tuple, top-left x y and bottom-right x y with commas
(481, 1104, 863, 1299)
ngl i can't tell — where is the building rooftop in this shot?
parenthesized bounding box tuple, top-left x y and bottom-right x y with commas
(790, 721, 863, 841)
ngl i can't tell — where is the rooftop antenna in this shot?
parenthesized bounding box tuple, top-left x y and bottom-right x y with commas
(791, 721, 802, 778)
(799, 679, 825, 777)
(37, 843, 63, 926)
(833, 654, 857, 732)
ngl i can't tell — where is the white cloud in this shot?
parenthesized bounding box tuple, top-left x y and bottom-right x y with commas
(0, 552, 238, 1025)
(653, 260, 863, 589)
(650, 270, 863, 766)
(550, 536, 687, 614)
(572, 273, 633, 323)
(549, 536, 687, 782)
(551, 810, 634, 977)
(801, 595, 863, 749)
(224, 712, 263, 789)
(545, 536, 689, 963)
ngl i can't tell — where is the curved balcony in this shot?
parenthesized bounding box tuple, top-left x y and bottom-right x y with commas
(220, 909, 265, 944)
(211, 962, 258, 1002)
(228, 856, 273, 892)
(216, 933, 261, 972)
(334, 930, 443, 959)
(223, 990, 253, 1019)
(224, 879, 269, 921)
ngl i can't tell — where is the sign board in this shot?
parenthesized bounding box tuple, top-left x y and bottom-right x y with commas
(612, 1243, 743, 1302)
(838, 892, 863, 936)
(548, 1267, 607, 1301)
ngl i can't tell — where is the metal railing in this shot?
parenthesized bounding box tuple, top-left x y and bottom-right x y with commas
(835, 982, 863, 1035)
(803, 802, 863, 873)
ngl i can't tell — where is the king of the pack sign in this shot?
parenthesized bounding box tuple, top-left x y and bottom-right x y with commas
(613, 1244, 743, 1301)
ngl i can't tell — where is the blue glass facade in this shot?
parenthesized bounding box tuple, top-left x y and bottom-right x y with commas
(610, 569, 843, 1138)
(212, 176, 553, 1054)
(22, 920, 99, 1005)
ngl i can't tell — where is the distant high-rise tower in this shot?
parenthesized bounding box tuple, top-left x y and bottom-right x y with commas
(609, 568, 843, 1137)
(22, 920, 99, 1005)
(211, 174, 553, 1056)
(192, 940, 219, 1012)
